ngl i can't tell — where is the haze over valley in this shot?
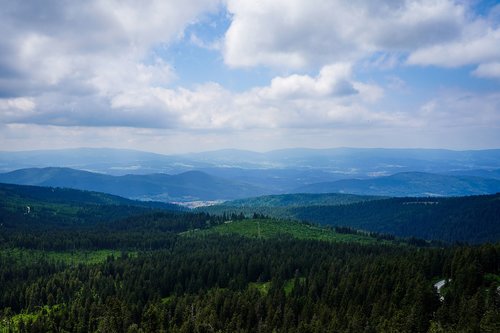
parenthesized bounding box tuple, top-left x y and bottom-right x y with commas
(0, 147, 499, 202)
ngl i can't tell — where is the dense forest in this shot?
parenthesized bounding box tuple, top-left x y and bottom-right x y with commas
(204, 194, 500, 244)
(1, 234, 499, 332)
(0, 183, 499, 332)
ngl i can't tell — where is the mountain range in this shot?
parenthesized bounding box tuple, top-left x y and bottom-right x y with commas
(297, 171, 500, 197)
(0, 167, 266, 202)
(1, 167, 499, 202)
(1, 147, 500, 176)
(1, 148, 500, 201)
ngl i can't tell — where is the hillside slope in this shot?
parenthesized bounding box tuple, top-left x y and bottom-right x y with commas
(203, 193, 500, 244)
(289, 194, 500, 243)
(0, 182, 184, 229)
(201, 193, 384, 219)
(0, 182, 182, 209)
(222, 193, 384, 207)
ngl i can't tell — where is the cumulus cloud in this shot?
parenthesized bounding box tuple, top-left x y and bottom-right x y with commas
(223, 0, 500, 79)
(97, 64, 388, 130)
(223, 0, 469, 69)
(407, 27, 500, 69)
(0, 0, 219, 98)
(255, 63, 357, 100)
(472, 62, 500, 79)
(0, 0, 225, 130)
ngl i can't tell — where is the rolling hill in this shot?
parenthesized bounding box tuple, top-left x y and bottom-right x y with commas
(0, 182, 186, 232)
(295, 172, 500, 196)
(201, 193, 384, 219)
(188, 218, 392, 245)
(288, 194, 500, 243)
(213, 193, 384, 207)
(202, 192, 500, 244)
(0, 167, 266, 201)
(0, 182, 182, 209)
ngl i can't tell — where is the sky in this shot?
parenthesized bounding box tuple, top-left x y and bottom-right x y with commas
(0, 0, 499, 153)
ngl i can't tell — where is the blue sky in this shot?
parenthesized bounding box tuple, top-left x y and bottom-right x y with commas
(0, 0, 499, 153)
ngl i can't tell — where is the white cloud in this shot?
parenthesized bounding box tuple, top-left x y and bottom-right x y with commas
(142, 64, 388, 130)
(255, 63, 357, 100)
(90, 57, 175, 97)
(3, 61, 388, 131)
(0, 97, 36, 121)
(223, 0, 500, 81)
(0, 0, 222, 130)
(0, 0, 219, 97)
(223, 0, 469, 69)
(472, 62, 500, 79)
(407, 27, 500, 68)
(0, 97, 35, 112)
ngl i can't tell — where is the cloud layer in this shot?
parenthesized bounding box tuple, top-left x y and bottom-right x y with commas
(0, 0, 499, 151)
(224, 1, 473, 67)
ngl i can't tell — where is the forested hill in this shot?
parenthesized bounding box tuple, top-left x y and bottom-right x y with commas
(0, 182, 185, 230)
(288, 194, 500, 243)
(203, 193, 500, 244)
(0, 182, 182, 209)
(0, 183, 499, 331)
(222, 192, 385, 207)
(201, 192, 384, 221)
(1, 219, 499, 332)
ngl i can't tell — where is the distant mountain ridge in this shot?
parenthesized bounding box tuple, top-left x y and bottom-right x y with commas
(295, 171, 500, 197)
(0, 167, 266, 202)
(1, 147, 500, 177)
(1, 168, 500, 201)
(1, 147, 500, 200)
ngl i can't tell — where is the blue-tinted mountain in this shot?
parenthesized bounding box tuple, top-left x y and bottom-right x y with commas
(188, 147, 500, 174)
(0, 167, 266, 201)
(2, 148, 500, 178)
(296, 172, 500, 197)
(0, 148, 191, 175)
(197, 167, 345, 192)
(444, 168, 500, 180)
